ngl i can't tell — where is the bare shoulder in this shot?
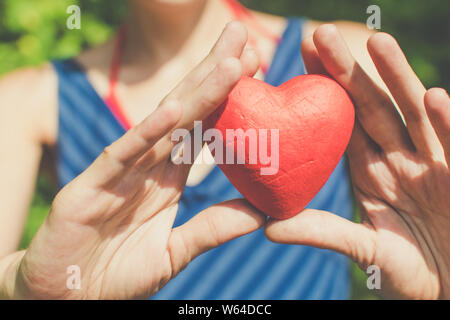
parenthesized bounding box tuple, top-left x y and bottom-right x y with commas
(0, 63, 58, 145)
(304, 20, 375, 59)
(253, 12, 376, 55)
(306, 19, 376, 62)
(305, 19, 383, 87)
(250, 12, 379, 81)
(305, 19, 375, 47)
(0, 63, 56, 99)
(251, 11, 288, 36)
(75, 40, 114, 97)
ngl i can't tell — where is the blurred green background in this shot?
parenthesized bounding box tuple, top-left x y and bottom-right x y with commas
(0, 0, 449, 300)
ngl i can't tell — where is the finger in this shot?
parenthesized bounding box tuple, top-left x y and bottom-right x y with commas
(176, 21, 248, 94)
(424, 88, 450, 165)
(300, 36, 328, 75)
(264, 209, 376, 269)
(167, 44, 257, 176)
(168, 199, 265, 277)
(313, 24, 412, 152)
(137, 56, 243, 171)
(85, 100, 182, 186)
(240, 48, 260, 77)
(367, 33, 442, 157)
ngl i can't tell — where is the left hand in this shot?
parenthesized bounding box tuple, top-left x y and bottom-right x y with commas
(4, 22, 264, 300)
(265, 24, 450, 299)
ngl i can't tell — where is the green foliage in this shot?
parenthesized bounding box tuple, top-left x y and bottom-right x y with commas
(1, 0, 448, 300)
(0, 0, 126, 74)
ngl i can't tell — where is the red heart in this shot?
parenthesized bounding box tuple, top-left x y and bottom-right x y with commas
(204, 74, 355, 219)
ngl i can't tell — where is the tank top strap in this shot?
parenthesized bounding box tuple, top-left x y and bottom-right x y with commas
(52, 59, 126, 187)
(265, 17, 306, 86)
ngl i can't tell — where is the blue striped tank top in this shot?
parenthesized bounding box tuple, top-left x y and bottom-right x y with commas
(52, 18, 353, 300)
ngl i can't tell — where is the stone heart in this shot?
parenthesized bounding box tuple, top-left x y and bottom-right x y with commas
(204, 74, 355, 219)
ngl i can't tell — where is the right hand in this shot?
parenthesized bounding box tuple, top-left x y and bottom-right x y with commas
(265, 25, 450, 299)
(9, 21, 264, 300)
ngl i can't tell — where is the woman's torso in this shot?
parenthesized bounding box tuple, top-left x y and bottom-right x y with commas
(52, 16, 353, 299)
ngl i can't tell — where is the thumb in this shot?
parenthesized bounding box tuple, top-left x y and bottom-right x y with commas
(168, 199, 265, 277)
(264, 209, 376, 269)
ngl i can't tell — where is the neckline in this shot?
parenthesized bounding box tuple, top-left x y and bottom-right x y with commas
(107, 4, 290, 129)
(67, 17, 297, 131)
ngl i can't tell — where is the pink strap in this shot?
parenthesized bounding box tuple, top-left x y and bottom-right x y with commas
(104, 24, 133, 130)
(105, 1, 280, 129)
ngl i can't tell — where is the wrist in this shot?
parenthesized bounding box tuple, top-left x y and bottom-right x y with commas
(0, 250, 26, 299)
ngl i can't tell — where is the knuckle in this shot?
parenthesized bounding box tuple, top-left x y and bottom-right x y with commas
(197, 93, 217, 110)
(100, 143, 126, 166)
(102, 145, 114, 157)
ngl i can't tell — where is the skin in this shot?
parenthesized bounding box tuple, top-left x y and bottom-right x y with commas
(0, 0, 448, 299)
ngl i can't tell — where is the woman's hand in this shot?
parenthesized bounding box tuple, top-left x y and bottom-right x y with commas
(2, 22, 264, 300)
(265, 24, 450, 299)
